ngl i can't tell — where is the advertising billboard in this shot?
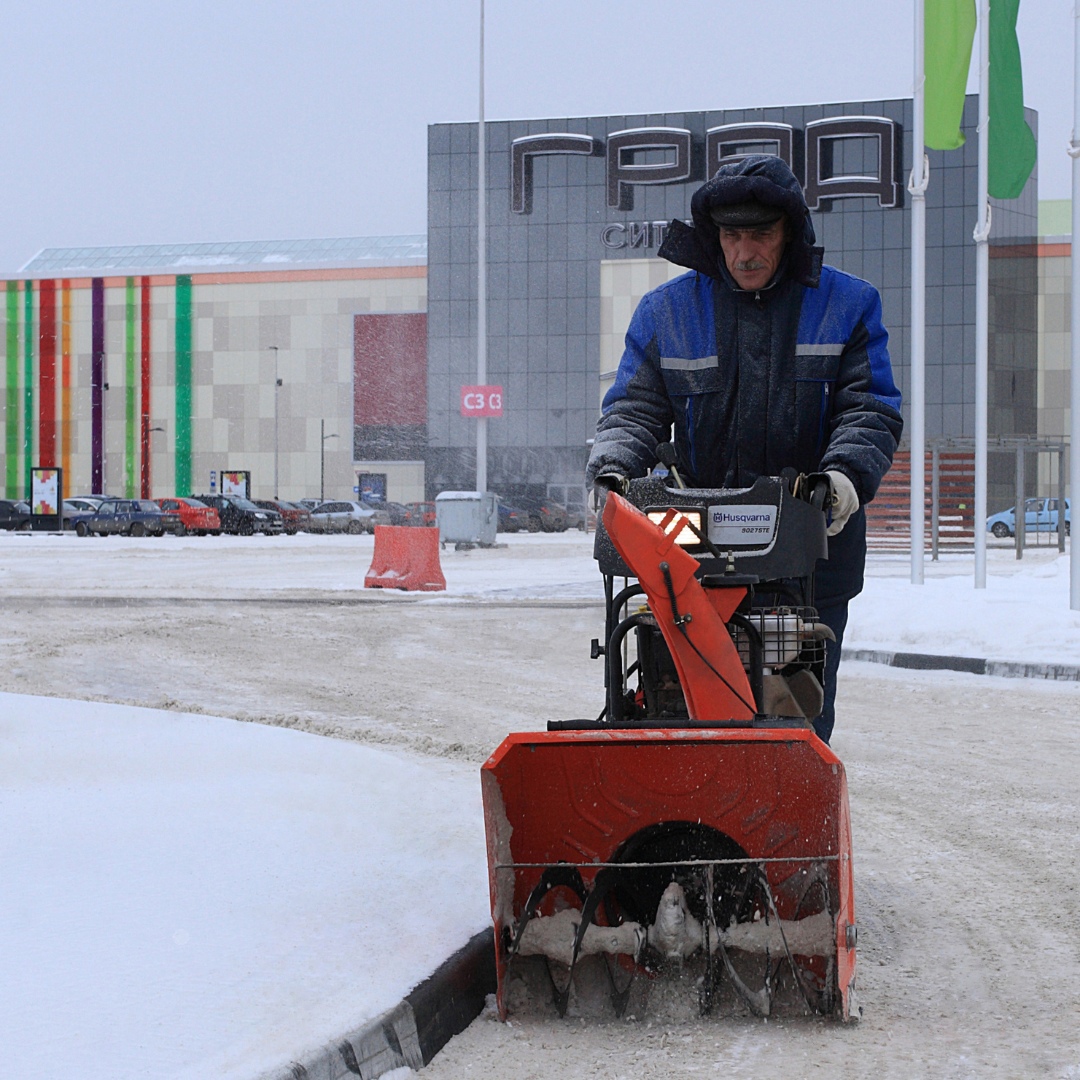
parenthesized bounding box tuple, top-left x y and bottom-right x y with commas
(221, 471, 251, 498)
(30, 467, 63, 531)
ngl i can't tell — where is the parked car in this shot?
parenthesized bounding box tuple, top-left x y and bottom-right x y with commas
(62, 498, 102, 532)
(254, 499, 311, 534)
(404, 501, 437, 527)
(361, 498, 410, 526)
(0, 499, 32, 531)
(307, 500, 389, 534)
(496, 500, 526, 533)
(562, 503, 596, 532)
(191, 494, 283, 535)
(294, 498, 324, 511)
(155, 497, 222, 536)
(514, 495, 570, 532)
(85, 499, 181, 537)
(987, 497, 1071, 538)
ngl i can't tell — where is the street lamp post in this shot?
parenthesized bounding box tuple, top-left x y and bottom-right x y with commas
(101, 381, 110, 494)
(321, 419, 339, 503)
(476, 0, 488, 494)
(269, 346, 281, 497)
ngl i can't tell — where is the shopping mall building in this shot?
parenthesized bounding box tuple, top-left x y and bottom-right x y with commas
(0, 94, 1070, 508)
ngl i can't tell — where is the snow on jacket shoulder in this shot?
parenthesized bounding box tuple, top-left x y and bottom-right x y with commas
(586, 264, 903, 505)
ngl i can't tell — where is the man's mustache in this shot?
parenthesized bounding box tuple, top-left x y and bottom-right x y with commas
(734, 259, 767, 271)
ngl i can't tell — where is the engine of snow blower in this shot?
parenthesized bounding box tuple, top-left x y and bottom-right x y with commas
(481, 473, 860, 1023)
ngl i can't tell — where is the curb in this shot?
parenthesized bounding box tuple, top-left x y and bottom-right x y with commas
(262, 930, 496, 1080)
(843, 648, 1080, 682)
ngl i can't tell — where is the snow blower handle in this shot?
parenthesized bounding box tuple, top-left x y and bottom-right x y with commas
(655, 442, 686, 489)
(795, 471, 833, 515)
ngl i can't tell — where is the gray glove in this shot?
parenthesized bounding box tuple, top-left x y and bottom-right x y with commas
(825, 470, 858, 536)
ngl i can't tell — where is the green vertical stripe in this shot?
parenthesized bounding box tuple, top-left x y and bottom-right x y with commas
(924, 0, 976, 151)
(23, 281, 33, 497)
(5, 282, 18, 498)
(175, 275, 192, 496)
(125, 277, 136, 497)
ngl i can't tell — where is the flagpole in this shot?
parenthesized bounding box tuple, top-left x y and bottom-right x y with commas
(1070, 3, 1080, 610)
(910, 0, 928, 585)
(973, 0, 991, 590)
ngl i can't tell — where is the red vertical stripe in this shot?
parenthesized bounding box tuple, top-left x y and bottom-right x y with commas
(38, 279, 57, 466)
(140, 276, 152, 496)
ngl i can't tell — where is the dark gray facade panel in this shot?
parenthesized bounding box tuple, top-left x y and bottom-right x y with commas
(429, 126, 451, 154)
(429, 154, 451, 192)
(426, 95, 1037, 497)
(487, 297, 509, 336)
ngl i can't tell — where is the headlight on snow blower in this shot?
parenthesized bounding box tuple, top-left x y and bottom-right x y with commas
(646, 508, 702, 546)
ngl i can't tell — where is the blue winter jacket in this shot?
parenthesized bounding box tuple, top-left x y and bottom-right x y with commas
(586, 155, 903, 603)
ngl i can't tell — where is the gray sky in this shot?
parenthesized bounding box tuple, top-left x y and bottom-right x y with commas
(0, 0, 1071, 273)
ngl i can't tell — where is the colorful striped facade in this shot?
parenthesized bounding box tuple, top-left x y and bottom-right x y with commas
(0, 263, 426, 502)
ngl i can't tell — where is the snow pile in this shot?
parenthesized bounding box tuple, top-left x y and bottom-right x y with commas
(848, 549, 1080, 664)
(0, 694, 488, 1080)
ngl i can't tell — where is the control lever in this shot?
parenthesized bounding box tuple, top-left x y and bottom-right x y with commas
(656, 442, 686, 489)
(793, 471, 834, 514)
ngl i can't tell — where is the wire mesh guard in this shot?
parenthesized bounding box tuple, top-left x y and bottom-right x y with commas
(729, 607, 827, 670)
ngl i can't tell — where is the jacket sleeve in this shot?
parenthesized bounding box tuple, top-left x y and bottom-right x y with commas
(818, 283, 903, 504)
(585, 294, 675, 484)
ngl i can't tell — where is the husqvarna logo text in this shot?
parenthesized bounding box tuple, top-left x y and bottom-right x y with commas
(708, 504, 778, 545)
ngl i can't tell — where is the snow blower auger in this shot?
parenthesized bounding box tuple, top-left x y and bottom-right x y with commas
(481, 472, 861, 1023)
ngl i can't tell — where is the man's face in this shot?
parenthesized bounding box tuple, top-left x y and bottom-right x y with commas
(717, 219, 788, 290)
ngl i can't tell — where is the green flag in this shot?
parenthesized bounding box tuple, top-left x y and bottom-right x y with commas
(988, 0, 1036, 199)
(925, 0, 977, 151)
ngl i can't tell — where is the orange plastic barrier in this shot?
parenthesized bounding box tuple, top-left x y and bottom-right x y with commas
(364, 525, 446, 591)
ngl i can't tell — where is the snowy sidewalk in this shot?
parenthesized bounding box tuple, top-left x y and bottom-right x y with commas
(0, 694, 489, 1080)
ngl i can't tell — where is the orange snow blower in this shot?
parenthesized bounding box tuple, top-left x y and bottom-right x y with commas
(481, 473, 861, 1022)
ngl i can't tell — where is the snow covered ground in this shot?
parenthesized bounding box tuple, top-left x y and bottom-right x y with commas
(0, 530, 1077, 664)
(2, 530, 1079, 1079)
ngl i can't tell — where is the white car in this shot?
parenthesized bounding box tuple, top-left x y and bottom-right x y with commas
(307, 500, 390, 534)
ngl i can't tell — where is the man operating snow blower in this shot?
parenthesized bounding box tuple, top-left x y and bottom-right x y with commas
(586, 154, 903, 743)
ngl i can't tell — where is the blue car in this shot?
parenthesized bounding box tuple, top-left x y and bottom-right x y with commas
(986, 497, 1070, 538)
(496, 499, 526, 533)
(85, 499, 182, 537)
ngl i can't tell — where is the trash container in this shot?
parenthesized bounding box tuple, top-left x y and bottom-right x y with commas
(435, 491, 498, 546)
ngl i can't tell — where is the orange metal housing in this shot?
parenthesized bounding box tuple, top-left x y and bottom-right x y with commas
(481, 726, 858, 1020)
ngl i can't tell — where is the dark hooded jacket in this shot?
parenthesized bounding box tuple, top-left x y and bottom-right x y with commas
(585, 155, 903, 603)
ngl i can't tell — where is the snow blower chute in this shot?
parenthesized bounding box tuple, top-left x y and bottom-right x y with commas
(481, 473, 860, 1021)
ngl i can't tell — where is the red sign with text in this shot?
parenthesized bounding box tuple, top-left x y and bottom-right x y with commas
(460, 385, 504, 417)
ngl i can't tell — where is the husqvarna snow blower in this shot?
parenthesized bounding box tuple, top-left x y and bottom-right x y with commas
(481, 472, 860, 1022)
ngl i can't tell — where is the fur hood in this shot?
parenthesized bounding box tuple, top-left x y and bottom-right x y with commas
(658, 154, 823, 288)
